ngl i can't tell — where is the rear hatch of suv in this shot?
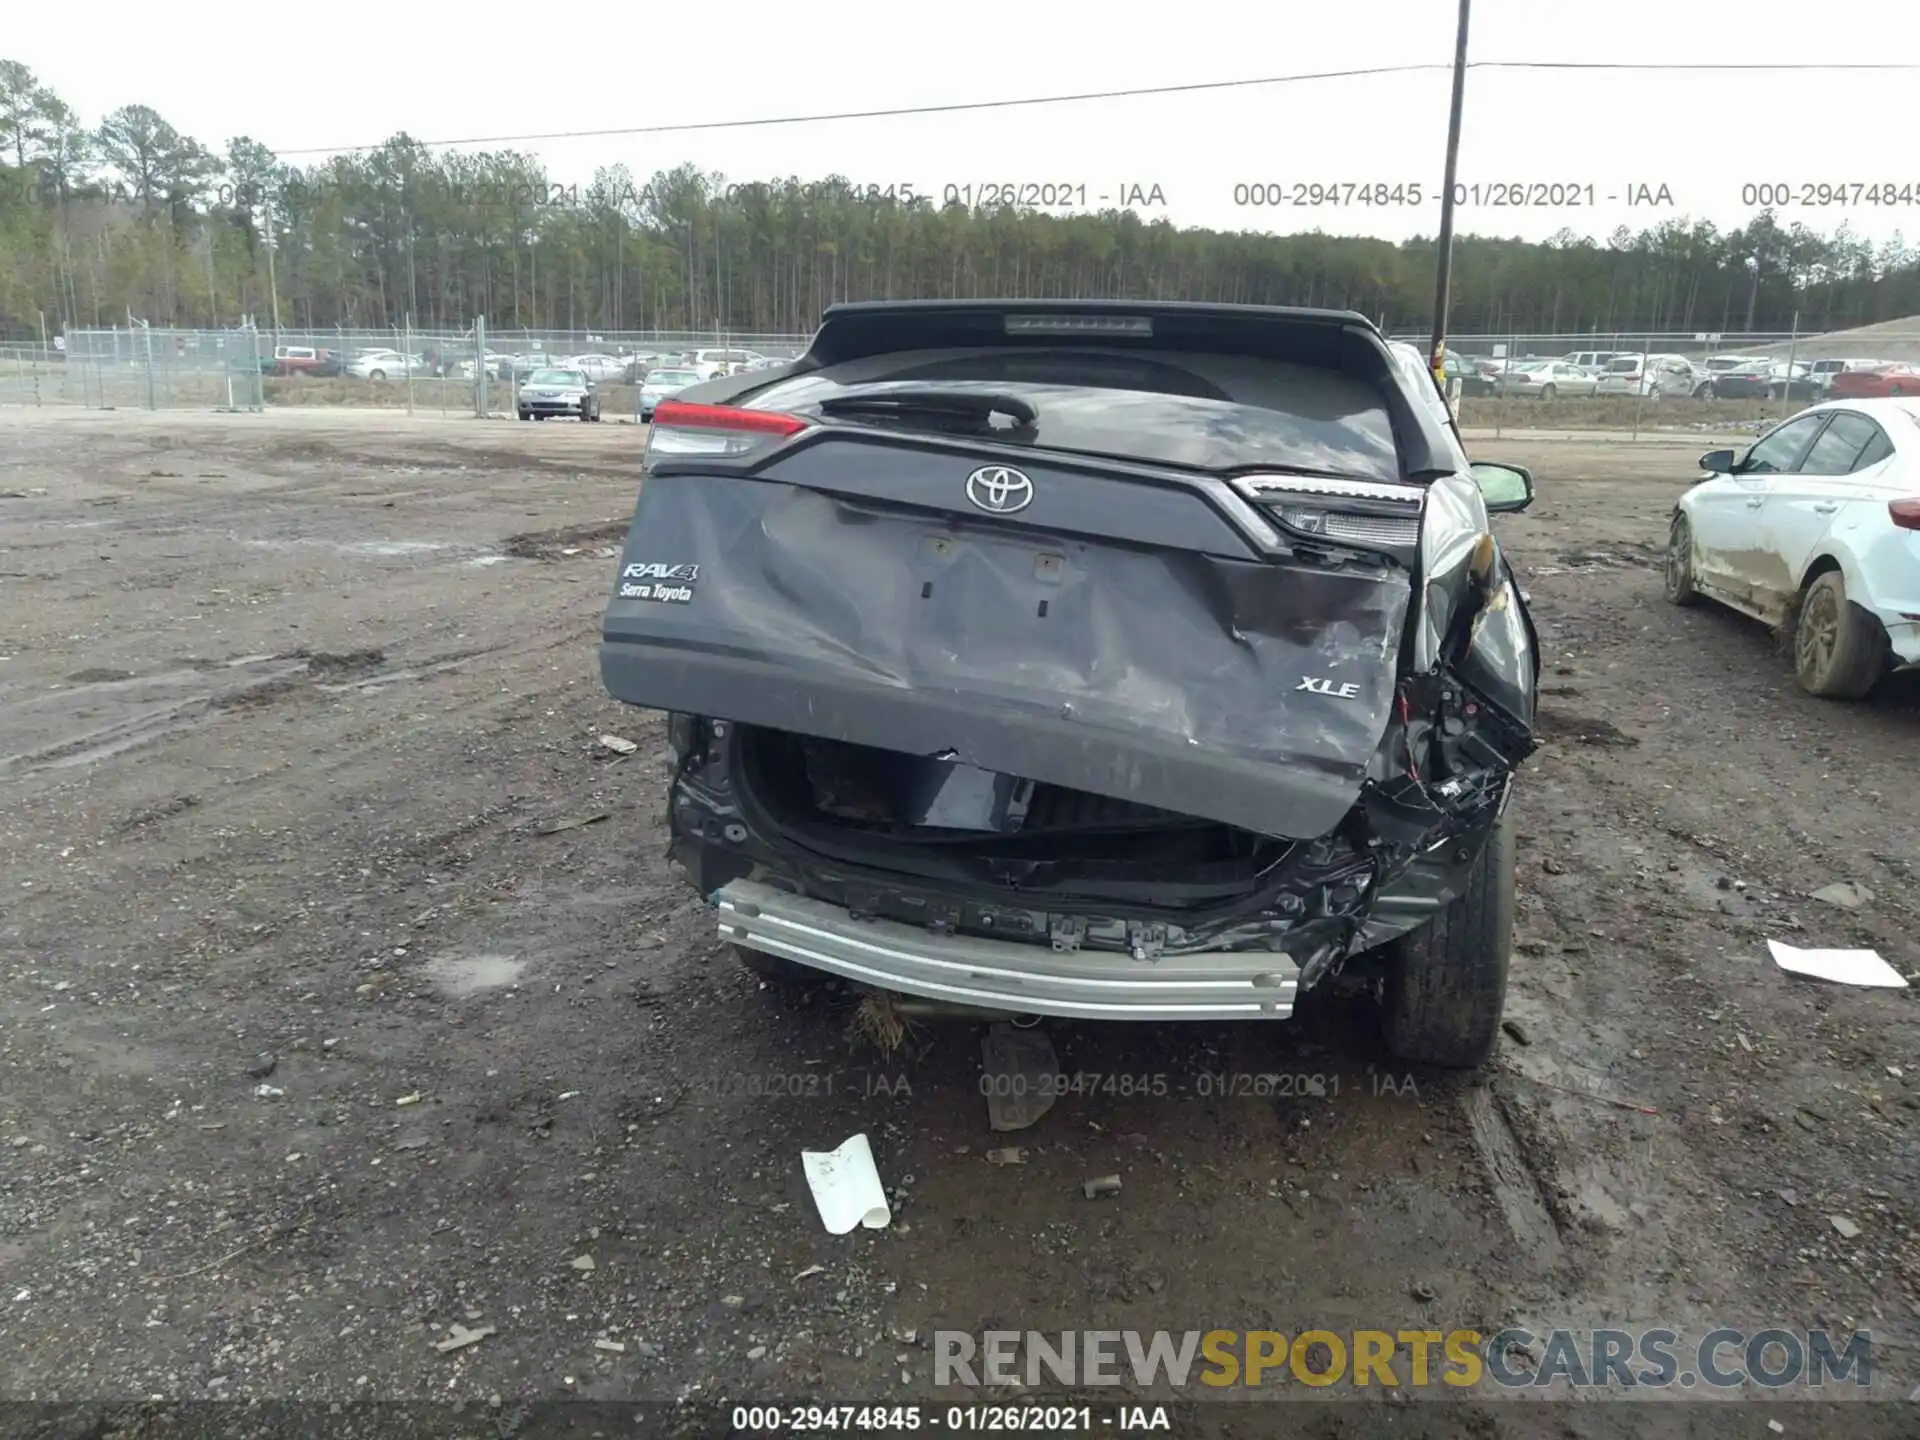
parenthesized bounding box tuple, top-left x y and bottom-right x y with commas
(601, 302, 1483, 843)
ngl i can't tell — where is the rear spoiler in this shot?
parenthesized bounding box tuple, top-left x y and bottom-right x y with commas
(689, 300, 1461, 481)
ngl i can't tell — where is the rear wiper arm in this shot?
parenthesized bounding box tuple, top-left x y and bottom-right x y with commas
(818, 389, 1039, 431)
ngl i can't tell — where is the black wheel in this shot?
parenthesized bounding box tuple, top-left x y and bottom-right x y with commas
(1380, 800, 1515, 1069)
(1538, 384, 1556, 401)
(1794, 569, 1886, 699)
(368, 369, 386, 382)
(1664, 513, 1700, 606)
(734, 944, 824, 984)
(1695, 383, 1713, 399)
(517, 409, 530, 421)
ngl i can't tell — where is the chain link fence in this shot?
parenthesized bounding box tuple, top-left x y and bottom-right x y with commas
(2, 325, 815, 415)
(8, 326, 1918, 431)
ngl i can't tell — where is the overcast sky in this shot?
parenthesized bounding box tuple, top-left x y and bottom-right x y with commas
(11, 0, 1920, 245)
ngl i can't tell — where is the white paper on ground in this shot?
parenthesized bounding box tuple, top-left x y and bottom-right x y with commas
(1767, 940, 1909, 989)
(801, 1133, 891, 1234)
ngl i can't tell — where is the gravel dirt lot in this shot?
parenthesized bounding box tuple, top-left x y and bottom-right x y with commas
(2, 408, 1918, 1436)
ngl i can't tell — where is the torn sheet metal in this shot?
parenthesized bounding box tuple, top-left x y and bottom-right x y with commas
(602, 469, 1412, 840)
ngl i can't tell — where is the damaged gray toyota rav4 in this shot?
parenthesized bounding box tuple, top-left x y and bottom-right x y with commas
(600, 301, 1541, 1069)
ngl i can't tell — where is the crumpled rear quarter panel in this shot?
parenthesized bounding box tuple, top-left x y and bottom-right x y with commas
(600, 473, 1414, 839)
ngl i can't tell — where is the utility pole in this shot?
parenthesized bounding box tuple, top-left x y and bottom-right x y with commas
(1428, 0, 1472, 389)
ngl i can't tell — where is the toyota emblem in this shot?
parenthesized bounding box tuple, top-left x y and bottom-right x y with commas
(965, 465, 1035, 514)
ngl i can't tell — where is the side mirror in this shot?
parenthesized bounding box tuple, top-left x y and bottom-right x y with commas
(1469, 461, 1534, 514)
(1699, 449, 1736, 474)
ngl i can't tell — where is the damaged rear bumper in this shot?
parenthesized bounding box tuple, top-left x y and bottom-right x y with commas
(718, 879, 1302, 1020)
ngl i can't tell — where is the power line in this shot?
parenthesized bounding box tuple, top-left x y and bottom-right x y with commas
(276, 59, 1920, 158)
(275, 64, 1446, 156)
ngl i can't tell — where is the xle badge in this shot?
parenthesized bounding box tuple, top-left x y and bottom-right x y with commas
(1297, 677, 1361, 699)
(619, 560, 699, 604)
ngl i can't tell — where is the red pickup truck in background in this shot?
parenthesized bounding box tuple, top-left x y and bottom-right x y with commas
(267, 345, 344, 377)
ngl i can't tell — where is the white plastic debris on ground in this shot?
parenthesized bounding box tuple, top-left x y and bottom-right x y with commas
(801, 1133, 891, 1234)
(1767, 940, 1908, 989)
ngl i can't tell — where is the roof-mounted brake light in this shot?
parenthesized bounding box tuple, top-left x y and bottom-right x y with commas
(1003, 314, 1153, 337)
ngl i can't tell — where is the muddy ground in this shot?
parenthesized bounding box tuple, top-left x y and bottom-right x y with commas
(1, 408, 1917, 1436)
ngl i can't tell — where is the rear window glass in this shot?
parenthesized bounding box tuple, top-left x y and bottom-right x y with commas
(743, 346, 1402, 481)
(1605, 358, 1641, 373)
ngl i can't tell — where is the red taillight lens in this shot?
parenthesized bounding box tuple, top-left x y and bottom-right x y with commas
(1890, 498, 1920, 531)
(643, 401, 810, 470)
(648, 400, 807, 436)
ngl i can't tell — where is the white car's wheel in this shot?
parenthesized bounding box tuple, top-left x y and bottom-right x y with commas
(368, 369, 386, 382)
(1664, 514, 1700, 606)
(1794, 570, 1887, 699)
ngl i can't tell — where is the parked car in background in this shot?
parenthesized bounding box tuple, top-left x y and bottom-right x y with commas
(1496, 359, 1600, 399)
(345, 348, 427, 381)
(1563, 350, 1623, 372)
(516, 368, 603, 422)
(269, 345, 342, 378)
(1595, 353, 1698, 399)
(417, 344, 469, 377)
(1804, 358, 1883, 397)
(1827, 364, 1920, 399)
(497, 354, 553, 385)
(621, 352, 667, 384)
(637, 366, 703, 420)
(1665, 398, 1920, 698)
(563, 353, 628, 383)
(1449, 349, 1501, 396)
(1775, 362, 1823, 402)
(1709, 362, 1783, 401)
(687, 348, 765, 378)
(1703, 354, 1763, 376)
(453, 351, 514, 380)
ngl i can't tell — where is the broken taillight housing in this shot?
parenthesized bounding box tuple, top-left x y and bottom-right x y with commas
(643, 400, 810, 470)
(1232, 473, 1425, 548)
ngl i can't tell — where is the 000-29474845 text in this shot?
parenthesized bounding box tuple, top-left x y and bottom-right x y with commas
(1230, 181, 1676, 208)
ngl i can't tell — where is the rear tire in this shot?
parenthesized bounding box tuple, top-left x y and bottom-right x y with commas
(1380, 801, 1515, 1069)
(1664, 513, 1701, 606)
(1539, 384, 1556, 401)
(1794, 569, 1886, 699)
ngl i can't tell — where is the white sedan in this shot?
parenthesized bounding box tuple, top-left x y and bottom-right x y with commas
(345, 349, 426, 380)
(1665, 398, 1920, 697)
(562, 353, 628, 382)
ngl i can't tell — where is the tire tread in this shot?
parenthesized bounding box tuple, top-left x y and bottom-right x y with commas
(1798, 571, 1886, 699)
(1382, 803, 1515, 1069)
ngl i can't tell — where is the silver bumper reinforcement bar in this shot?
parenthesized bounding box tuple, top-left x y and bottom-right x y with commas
(714, 880, 1302, 1022)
